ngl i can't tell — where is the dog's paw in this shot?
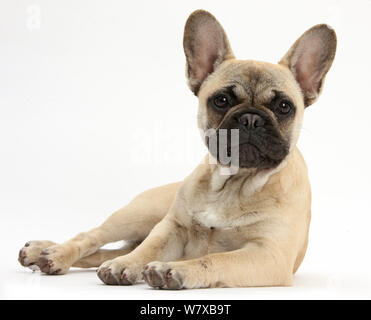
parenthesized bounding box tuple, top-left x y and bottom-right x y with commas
(142, 261, 184, 290)
(96, 257, 143, 285)
(36, 245, 74, 275)
(18, 240, 57, 270)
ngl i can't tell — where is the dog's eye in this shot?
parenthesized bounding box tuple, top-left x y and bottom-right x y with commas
(213, 94, 230, 108)
(278, 100, 292, 114)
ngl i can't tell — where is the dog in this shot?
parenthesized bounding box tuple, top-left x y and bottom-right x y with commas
(18, 10, 336, 289)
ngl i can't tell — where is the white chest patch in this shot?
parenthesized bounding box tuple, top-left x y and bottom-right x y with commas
(192, 205, 265, 230)
(193, 208, 225, 229)
(190, 163, 286, 229)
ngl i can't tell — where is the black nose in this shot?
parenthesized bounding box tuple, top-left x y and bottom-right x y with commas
(238, 113, 265, 129)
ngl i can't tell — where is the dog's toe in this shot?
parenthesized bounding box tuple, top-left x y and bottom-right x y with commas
(38, 256, 62, 275)
(101, 268, 119, 285)
(97, 261, 137, 286)
(142, 265, 168, 288)
(165, 270, 183, 290)
(143, 262, 184, 290)
(18, 240, 56, 270)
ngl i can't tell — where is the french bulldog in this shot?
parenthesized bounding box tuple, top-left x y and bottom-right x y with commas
(18, 10, 336, 289)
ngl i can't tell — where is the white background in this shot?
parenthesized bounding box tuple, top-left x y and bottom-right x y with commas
(1, 0, 371, 299)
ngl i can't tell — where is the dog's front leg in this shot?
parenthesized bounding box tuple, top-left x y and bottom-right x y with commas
(96, 215, 187, 285)
(143, 240, 294, 289)
(19, 183, 180, 275)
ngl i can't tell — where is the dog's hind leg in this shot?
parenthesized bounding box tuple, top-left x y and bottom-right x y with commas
(18, 182, 181, 275)
(72, 242, 141, 268)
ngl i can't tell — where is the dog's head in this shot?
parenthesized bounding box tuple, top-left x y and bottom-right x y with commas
(183, 10, 336, 170)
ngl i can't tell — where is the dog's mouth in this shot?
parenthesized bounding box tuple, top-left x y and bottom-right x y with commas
(206, 127, 289, 169)
(237, 140, 288, 169)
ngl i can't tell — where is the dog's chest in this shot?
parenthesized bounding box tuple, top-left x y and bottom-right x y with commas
(183, 214, 251, 259)
(192, 202, 263, 231)
(190, 167, 274, 229)
(182, 191, 271, 259)
(193, 204, 233, 229)
(190, 186, 264, 230)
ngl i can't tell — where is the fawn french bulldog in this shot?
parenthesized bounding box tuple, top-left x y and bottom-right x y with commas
(18, 10, 336, 289)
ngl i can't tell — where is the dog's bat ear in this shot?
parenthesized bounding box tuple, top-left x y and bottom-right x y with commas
(183, 10, 235, 95)
(279, 24, 337, 107)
